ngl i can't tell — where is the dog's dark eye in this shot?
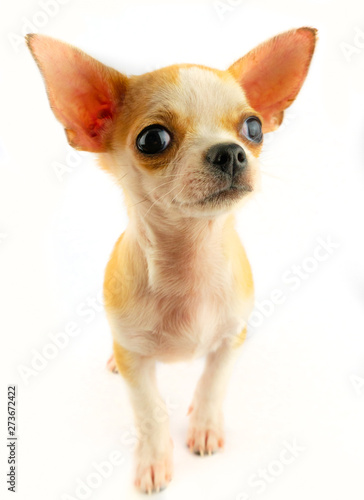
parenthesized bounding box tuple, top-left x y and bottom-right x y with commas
(136, 125, 171, 154)
(241, 117, 263, 143)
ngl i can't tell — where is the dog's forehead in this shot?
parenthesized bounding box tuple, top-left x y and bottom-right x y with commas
(133, 65, 248, 123)
(174, 66, 247, 116)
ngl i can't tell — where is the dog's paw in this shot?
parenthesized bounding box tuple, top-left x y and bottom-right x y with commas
(106, 353, 118, 373)
(186, 404, 224, 455)
(134, 439, 174, 494)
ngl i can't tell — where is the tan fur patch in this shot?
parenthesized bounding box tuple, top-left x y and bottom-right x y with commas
(223, 215, 254, 300)
(103, 231, 147, 313)
(233, 327, 248, 348)
(113, 340, 137, 383)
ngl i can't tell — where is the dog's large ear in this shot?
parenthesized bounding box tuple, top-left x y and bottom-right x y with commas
(26, 34, 127, 152)
(228, 27, 317, 133)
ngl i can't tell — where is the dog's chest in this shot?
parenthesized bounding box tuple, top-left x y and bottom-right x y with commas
(157, 287, 225, 352)
(109, 227, 251, 361)
(143, 250, 243, 359)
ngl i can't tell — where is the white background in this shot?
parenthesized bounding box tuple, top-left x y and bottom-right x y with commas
(1, 0, 364, 499)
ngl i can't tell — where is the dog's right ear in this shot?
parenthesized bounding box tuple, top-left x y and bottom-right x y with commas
(228, 28, 317, 133)
(26, 34, 127, 152)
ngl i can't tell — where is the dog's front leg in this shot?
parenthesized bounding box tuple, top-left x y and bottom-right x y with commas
(113, 342, 173, 493)
(187, 333, 245, 455)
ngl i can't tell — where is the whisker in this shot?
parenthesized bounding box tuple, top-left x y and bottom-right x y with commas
(114, 171, 129, 183)
(142, 178, 176, 197)
(159, 172, 186, 178)
(128, 198, 148, 209)
(127, 177, 184, 210)
(122, 178, 177, 210)
(170, 185, 186, 205)
(143, 185, 178, 218)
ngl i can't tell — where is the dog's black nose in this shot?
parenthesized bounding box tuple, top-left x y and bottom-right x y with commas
(206, 143, 246, 176)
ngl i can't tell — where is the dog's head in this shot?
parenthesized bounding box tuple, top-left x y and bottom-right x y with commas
(27, 29, 316, 218)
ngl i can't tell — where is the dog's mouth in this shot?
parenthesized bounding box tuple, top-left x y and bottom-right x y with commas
(198, 183, 252, 205)
(174, 182, 253, 211)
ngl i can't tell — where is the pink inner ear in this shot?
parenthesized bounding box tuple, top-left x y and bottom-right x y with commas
(229, 28, 316, 132)
(27, 35, 125, 152)
(52, 72, 117, 151)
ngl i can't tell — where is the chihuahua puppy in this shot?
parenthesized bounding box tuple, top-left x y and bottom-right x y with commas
(27, 28, 316, 493)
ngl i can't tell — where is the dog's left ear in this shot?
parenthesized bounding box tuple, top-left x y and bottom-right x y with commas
(26, 34, 127, 152)
(228, 27, 317, 133)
